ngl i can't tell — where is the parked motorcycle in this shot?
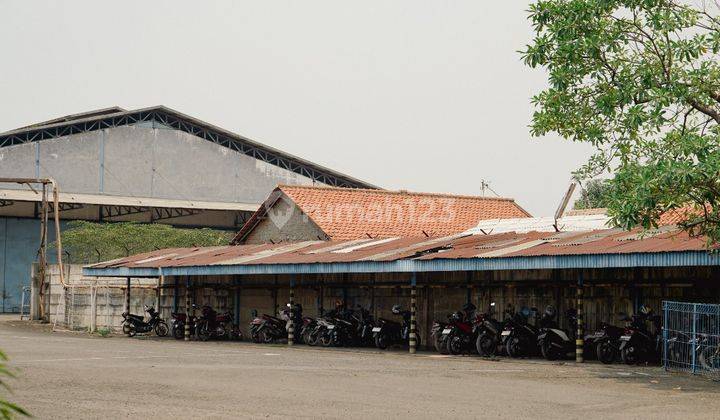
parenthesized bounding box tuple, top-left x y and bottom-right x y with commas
(351, 305, 376, 347)
(170, 303, 202, 340)
(619, 306, 662, 365)
(502, 307, 546, 358)
(318, 316, 355, 347)
(699, 336, 720, 371)
(537, 308, 577, 360)
(474, 302, 505, 357)
(373, 304, 420, 350)
(442, 303, 479, 355)
(170, 310, 198, 340)
(195, 305, 242, 341)
(431, 318, 449, 354)
(586, 318, 626, 364)
(122, 305, 168, 337)
(301, 316, 318, 346)
(251, 312, 287, 344)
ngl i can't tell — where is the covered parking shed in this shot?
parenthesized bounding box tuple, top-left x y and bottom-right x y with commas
(83, 227, 720, 362)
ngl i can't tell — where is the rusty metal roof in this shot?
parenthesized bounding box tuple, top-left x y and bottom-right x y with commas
(84, 225, 719, 277)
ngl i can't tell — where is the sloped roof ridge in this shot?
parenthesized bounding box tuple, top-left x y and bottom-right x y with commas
(278, 184, 520, 203)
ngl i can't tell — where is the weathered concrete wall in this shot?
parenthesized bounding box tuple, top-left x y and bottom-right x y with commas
(0, 123, 334, 312)
(0, 124, 323, 203)
(243, 200, 329, 244)
(46, 264, 160, 331)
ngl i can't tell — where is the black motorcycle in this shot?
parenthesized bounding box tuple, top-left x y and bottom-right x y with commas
(474, 302, 505, 357)
(122, 305, 168, 337)
(586, 319, 625, 364)
(619, 307, 662, 365)
(373, 304, 420, 350)
(537, 308, 577, 360)
(351, 305, 376, 347)
(318, 316, 355, 347)
(502, 307, 546, 358)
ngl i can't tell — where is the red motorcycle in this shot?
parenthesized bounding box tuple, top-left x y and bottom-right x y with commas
(195, 305, 242, 341)
(170, 311, 198, 340)
(442, 309, 480, 355)
(249, 312, 287, 343)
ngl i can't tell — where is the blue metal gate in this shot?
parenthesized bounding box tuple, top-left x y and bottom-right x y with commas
(663, 301, 720, 379)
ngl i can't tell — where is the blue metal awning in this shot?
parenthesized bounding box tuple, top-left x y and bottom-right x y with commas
(83, 251, 719, 278)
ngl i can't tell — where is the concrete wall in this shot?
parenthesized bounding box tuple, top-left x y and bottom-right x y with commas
(46, 264, 160, 331)
(0, 124, 323, 202)
(244, 200, 329, 244)
(0, 123, 334, 312)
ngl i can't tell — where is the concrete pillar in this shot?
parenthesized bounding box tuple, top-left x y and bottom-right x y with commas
(576, 271, 584, 363)
(30, 263, 40, 320)
(184, 276, 191, 341)
(409, 273, 418, 354)
(89, 285, 97, 333)
(288, 277, 295, 346)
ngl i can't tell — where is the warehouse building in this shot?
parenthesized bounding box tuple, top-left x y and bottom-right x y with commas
(0, 106, 374, 312)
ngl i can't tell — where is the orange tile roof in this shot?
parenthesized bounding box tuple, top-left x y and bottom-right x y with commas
(232, 185, 531, 243)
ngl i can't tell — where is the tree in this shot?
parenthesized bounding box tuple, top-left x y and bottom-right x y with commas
(523, 0, 720, 244)
(0, 350, 29, 419)
(56, 221, 234, 263)
(573, 179, 614, 209)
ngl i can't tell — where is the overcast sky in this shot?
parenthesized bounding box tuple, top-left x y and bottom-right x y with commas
(0, 1, 594, 216)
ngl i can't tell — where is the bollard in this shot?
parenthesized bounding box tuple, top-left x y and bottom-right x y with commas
(288, 278, 295, 346)
(409, 273, 417, 354)
(576, 274, 584, 363)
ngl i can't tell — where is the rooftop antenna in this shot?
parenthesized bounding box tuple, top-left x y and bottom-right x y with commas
(480, 180, 500, 197)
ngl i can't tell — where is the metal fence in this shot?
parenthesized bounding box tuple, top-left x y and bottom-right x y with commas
(663, 301, 720, 379)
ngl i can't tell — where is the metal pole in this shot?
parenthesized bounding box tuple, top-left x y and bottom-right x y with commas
(576, 271, 584, 363)
(662, 302, 669, 371)
(465, 271, 472, 305)
(184, 276, 191, 341)
(125, 277, 131, 315)
(409, 273, 418, 354)
(173, 277, 179, 314)
(692, 303, 698, 373)
(288, 277, 295, 346)
(233, 278, 240, 326)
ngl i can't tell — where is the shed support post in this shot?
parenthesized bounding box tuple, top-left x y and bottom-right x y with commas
(465, 271, 472, 305)
(576, 272, 584, 363)
(410, 273, 418, 354)
(288, 277, 295, 346)
(125, 277, 131, 315)
(173, 277, 179, 313)
(184, 276, 191, 341)
(233, 278, 240, 326)
(89, 285, 97, 333)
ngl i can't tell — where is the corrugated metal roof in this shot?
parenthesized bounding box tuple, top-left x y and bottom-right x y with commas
(84, 225, 718, 277)
(466, 214, 611, 235)
(0, 188, 258, 212)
